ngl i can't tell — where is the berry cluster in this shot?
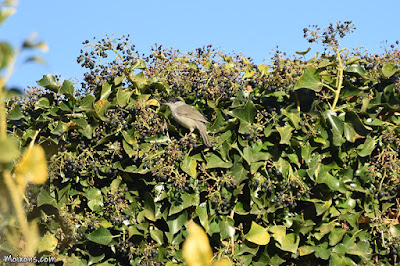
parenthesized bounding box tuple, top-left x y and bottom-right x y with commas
(78, 35, 140, 92)
(303, 21, 355, 47)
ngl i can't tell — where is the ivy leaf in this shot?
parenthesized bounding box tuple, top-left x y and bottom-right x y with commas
(382, 62, 398, 78)
(357, 136, 376, 157)
(324, 110, 344, 146)
(245, 221, 270, 245)
(257, 64, 270, 77)
(205, 154, 232, 169)
(269, 225, 299, 253)
(85, 227, 113, 245)
(181, 156, 197, 178)
(295, 48, 311, 55)
(219, 218, 235, 240)
(167, 211, 188, 235)
(116, 87, 132, 107)
(38, 232, 58, 253)
(100, 82, 112, 100)
(85, 188, 104, 212)
(37, 74, 59, 92)
(316, 165, 340, 191)
(345, 64, 365, 78)
(37, 187, 58, 208)
(294, 65, 323, 92)
(59, 80, 75, 98)
(150, 228, 164, 245)
(8, 104, 24, 120)
(231, 100, 256, 123)
(35, 97, 50, 109)
(329, 228, 347, 246)
(276, 124, 293, 144)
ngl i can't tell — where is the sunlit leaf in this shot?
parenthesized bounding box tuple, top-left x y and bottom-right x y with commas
(38, 232, 58, 253)
(382, 62, 398, 78)
(183, 221, 213, 266)
(14, 144, 47, 190)
(37, 74, 59, 92)
(270, 225, 299, 253)
(294, 65, 322, 92)
(85, 227, 113, 245)
(245, 221, 270, 245)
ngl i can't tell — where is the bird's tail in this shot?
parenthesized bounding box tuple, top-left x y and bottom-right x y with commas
(196, 122, 212, 147)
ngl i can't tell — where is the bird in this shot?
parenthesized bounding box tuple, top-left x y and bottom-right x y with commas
(163, 98, 212, 147)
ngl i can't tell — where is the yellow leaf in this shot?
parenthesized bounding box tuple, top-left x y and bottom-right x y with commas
(14, 144, 48, 190)
(146, 99, 159, 106)
(244, 221, 270, 245)
(183, 221, 213, 266)
(38, 231, 58, 253)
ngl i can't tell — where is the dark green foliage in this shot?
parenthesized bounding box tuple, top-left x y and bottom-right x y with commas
(5, 22, 400, 265)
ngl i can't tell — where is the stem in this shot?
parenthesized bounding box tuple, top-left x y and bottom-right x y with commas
(3, 171, 36, 258)
(0, 47, 19, 140)
(322, 83, 336, 93)
(331, 48, 344, 111)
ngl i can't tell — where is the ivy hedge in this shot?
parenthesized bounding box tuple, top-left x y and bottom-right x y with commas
(2, 21, 400, 265)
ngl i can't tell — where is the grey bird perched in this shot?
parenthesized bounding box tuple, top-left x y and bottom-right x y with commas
(164, 98, 212, 147)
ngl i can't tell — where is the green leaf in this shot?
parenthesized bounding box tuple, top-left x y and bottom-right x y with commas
(389, 224, 400, 238)
(37, 187, 58, 208)
(299, 246, 316, 256)
(295, 48, 311, 55)
(142, 193, 155, 221)
(167, 211, 188, 235)
(37, 74, 59, 92)
(181, 156, 197, 178)
(329, 228, 346, 246)
(308, 198, 332, 216)
(343, 123, 360, 143)
(35, 97, 50, 109)
(8, 104, 23, 120)
(324, 110, 344, 146)
(294, 65, 322, 92)
(59, 80, 75, 97)
(276, 124, 293, 144)
(219, 218, 235, 240)
(205, 154, 232, 169)
(382, 62, 398, 78)
(85, 227, 113, 245)
(231, 100, 256, 123)
(269, 225, 299, 253)
(150, 228, 164, 245)
(116, 87, 132, 107)
(316, 165, 340, 191)
(314, 242, 331, 260)
(85, 188, 104, 212)
(100, 82, 112, 100)
(131, 59, 146, 69)
(330, 253, 357, 266)
(79, 94, 95, 111)
(245, 221, 270, 245)
(94, 99, 111, 121)
(345, 64, 365, 78)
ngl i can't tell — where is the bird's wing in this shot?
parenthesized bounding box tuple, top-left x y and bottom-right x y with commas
(176, 104, 209, 123)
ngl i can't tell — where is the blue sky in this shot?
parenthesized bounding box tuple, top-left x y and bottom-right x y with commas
(1, 0, 399, 90)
